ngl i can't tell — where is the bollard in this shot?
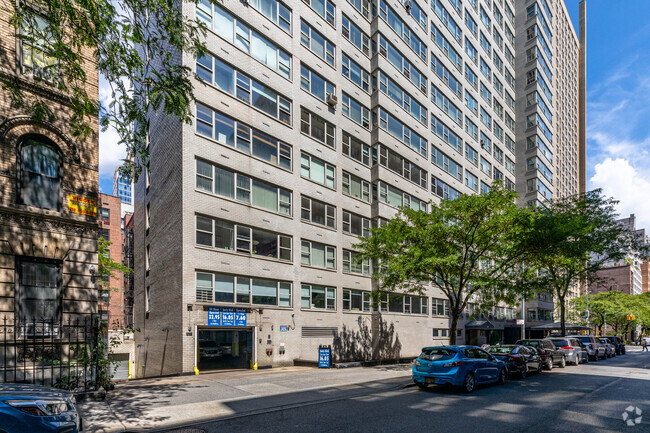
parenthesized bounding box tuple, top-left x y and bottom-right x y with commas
(194, 366, 199, 375)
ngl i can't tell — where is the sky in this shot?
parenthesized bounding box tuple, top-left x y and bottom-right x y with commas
(98, 1, 650, 229)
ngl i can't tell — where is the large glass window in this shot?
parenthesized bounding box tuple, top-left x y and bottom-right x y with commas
(301, 64, 336, 102)
(342, 93, 370, 129)
(432, 0, 461, 42)
(206, 4, 291, 78)
(196, 215, 291, 260)
(196, 104, 291, 169)
(301, 196, 336, 228)
(342, 131, 370, 166)
(303, 0, 335, 26)
(20, 13, 57, 80)
(375, 145, 427, 188)
(431, 54, 462, 99)
(196, 160, 291, 215)
(197, 56, 291, 124)
(342, 54, 370, 93)
(342, 250, 370, 275)
(431, 84, 462, 126)
(301, 240, 335, 269)
(195, 273, 290, 306)
(300, 20, 335, 66)
(300, 108, 335, 148)
(21, 138, 59, 210)
(342, 171, 370, 201)
(375, 181, 427, 211)
(376, 70, 427, 125)
(301, 153, 335, 188)
(431, 146, 462, 181)
(342, 211, 371, 237)
(378, 0, 426, 61)
(376, 34, 427, 94)
(376, 107, 427, 156)
(343, 289, 371, 312)
(301, 284, 336, 309)
(16, 260, 60, 326)
(431, 115, 462, 154)
(431, 175, 460, 200)
(432, 24, 462, 70)
(342, 14, 370, 56)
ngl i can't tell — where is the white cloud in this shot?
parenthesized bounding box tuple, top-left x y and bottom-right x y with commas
(590, 158, 650, 230)
(98, 74, 127, 192)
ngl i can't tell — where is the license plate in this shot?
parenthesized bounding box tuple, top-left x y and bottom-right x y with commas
(425, 377, 435, 383)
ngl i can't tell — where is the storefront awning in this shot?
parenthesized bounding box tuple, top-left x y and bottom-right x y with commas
(531, 322, 590, 331)
(465, 319, 495, 330)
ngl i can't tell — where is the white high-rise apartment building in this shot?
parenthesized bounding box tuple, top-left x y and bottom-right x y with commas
(133, 0, 580, 377)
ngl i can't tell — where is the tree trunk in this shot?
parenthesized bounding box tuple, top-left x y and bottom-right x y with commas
(559, 295, 566, 337)
(449, 313, 459, 345)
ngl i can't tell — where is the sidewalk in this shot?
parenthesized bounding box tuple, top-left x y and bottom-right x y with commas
(78, 364, 413, 432)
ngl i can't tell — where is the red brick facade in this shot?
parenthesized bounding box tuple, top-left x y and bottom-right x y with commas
(98, 193, 124, 328)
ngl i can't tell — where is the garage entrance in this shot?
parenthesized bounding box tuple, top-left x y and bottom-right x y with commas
(197, 329, 253, 370)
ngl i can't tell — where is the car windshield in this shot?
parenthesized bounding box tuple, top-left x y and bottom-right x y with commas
(576, 337, 591, 343)
(420, 348, 456, 361)
(521, 340, 540, 347)
(487, 346, 515, 354)
(200, 341, 218, 347)
(551, 339, 570, 347)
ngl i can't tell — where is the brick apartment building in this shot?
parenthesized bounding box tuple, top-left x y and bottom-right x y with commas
(98, 193, 125, 327)
(0, 1, 99, 383)
(133, 0, 582, 377)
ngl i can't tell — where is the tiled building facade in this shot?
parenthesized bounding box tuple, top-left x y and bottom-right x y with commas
(0, 0, 99, 381)
(134, 0, 580, 376)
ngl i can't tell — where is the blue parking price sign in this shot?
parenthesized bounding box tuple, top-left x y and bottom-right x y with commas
(318, 347, 330, 368)
(221, 307, 235, 326)
(234, 309, 247, 326)
(207, 307, 221, 326)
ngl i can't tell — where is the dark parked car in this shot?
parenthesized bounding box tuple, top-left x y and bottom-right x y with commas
(567, 335, 606, 361)
(516, 338, 566, 370)
(486, 345, 543, 379)
(412, 346, 507, 393)
(604, 336, 626, 355)
(548, 337, 582, 365)
(0, 383, 82, 433)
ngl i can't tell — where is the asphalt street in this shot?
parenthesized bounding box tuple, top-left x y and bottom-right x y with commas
(159, 349, 650, 433)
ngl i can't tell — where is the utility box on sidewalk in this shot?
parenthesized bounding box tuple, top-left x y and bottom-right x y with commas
(318, 345, 331, 368)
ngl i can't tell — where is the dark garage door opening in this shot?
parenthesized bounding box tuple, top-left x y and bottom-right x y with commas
(198, 329, 252, 371)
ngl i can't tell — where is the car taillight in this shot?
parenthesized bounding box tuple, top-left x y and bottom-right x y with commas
(443, 361, 463, 367)
(562, 346, 573, 350)
(540, 350, 546, 355)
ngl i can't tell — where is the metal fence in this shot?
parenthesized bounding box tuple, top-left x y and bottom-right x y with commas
(0, 315, 101, 392)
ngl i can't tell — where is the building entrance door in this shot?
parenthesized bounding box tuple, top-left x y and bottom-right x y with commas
(198, 328, 252, 370)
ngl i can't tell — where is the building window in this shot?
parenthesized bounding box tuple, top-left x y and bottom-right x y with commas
(145, 286, 151, 313)
(196, 272, 291, 306)
(301, 196, 336, 228)
(300, 108, 335, 148)
(301, 152, 336, 188)
(20, 138, 59, 210)
(432, 329, 449, 337)
(300, 20, 336, 66)
(20, 13, 57, 80)
(99, 228, 110, 240)
(342, 249, 370, 275)
(342, 289, 371, 312)
(16, 260, 61, 328)
(342, 172, 370, 202)
(432, 298, 450, 316)
(145, 245, 150, 271)
(342, 131, 370, 166)
(195, 160, 292, 216)
(342, 211, 371, 237)
(196, 215, 292, 261)
(303, 0, 335, 26)
(300, 63, 336, 102)
(301, 284, 336, 310)
(301, 240, 336, 269)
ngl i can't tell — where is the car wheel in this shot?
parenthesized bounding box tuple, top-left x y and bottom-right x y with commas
(537, 362, 543, 374)
(416, 381, 428, 390)
(498, 368, 507, 385)
(520, 367, 527, 379)
(462, 373, 476, 393)
(559, 356, 566, 368)
(546, 358, 553, 370)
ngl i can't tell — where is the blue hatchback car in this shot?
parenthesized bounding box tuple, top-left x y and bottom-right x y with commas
(412, 345, 507, 393)
(0, 384, 82, 432)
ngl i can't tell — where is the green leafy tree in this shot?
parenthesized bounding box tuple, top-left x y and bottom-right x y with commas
(4, 0, 218, 180)
(98, 236, 132, 293)
(571, 291, 644, 338)
(523, 190, 643, 337)
(355, 184, 535, 345)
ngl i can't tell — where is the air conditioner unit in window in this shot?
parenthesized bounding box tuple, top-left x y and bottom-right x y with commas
(327, 93, 338, 107)
(404, 0, 412, 12)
